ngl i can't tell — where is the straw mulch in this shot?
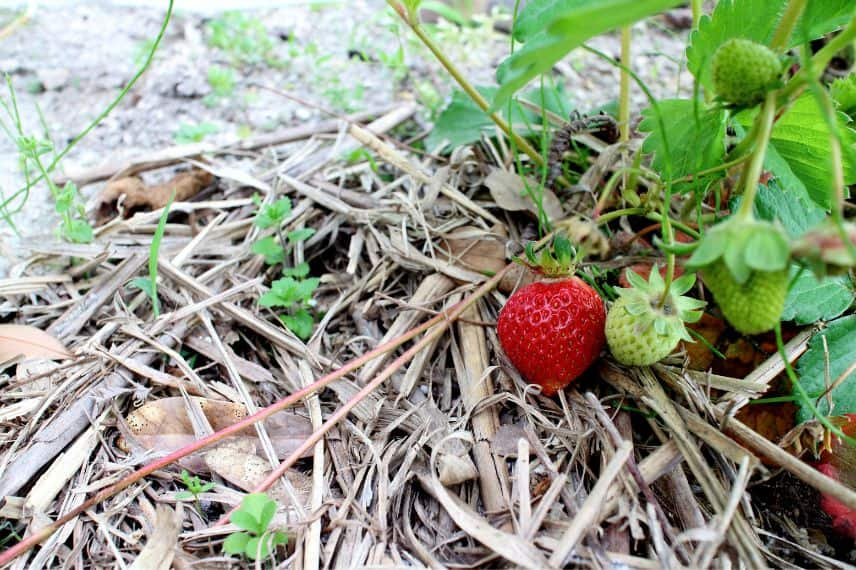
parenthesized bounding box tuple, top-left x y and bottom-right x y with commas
(0, 102, 850, 569)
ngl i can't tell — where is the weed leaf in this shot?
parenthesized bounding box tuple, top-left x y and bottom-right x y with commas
(223, 532, 250, 555)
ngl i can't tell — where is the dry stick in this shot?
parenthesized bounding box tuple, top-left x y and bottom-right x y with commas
(549, 442, 634, 566)
(212, 265, 512, 528)
(0, 264, 511, 565)
(584, 393, 689, 565)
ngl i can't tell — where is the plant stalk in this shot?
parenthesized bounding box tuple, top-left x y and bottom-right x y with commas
(770, 0, 807, 51)
(388, 1, 544, 167)
(779, 14, 856, 101)
(619, 26, 632, 144)
(736, 92, 776, 220)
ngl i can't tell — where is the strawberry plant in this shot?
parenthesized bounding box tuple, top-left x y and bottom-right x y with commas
(390, 0, 856, 469)
(251, 194, 319, 340)
(222, 493, 287, 562)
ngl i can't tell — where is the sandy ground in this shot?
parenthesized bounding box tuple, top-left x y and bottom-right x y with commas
(0, 1, 691, 276)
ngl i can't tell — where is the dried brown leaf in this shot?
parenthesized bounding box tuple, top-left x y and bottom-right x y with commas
(204, 439, 311, 507)
(97, 168, 213, 221)
(117, 397, 313, 472)
(0, 325, 72, 362)
(439, 224, 507, 277)
(484, 168, 563, 220)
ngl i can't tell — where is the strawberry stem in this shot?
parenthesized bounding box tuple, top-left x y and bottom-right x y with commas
(736, 92, 776, 221)
(770, 0, 806, 51)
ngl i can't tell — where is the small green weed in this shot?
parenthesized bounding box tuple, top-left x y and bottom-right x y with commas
(173, 122, 219, 144)
(251, 195, 319, 340)
(223, 493, 287, 562)
(176, 469, 215, 515)
(0, 79, 94, 242)
(206, 65, 236, 100)
(206, 12, 279, 66)
(130, 192, 174, 318)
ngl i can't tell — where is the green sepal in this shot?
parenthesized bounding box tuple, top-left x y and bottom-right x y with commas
(687, 217, 790, 284)
(617, 267, 706, 342)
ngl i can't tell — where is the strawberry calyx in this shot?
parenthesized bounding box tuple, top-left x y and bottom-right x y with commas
(791, 220, 856, 277)
(686, 217, 790, 284)
(619, 267, 706, 344)
(517, 233, 579, 278)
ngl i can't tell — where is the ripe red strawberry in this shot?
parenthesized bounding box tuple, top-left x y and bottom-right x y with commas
(497, 278, 606, 396)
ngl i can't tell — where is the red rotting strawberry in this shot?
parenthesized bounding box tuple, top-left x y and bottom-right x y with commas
(816, 414, 856, 540)
(497, 277, 606, 396)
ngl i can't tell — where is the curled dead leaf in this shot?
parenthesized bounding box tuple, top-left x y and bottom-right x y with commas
(97, 168, 213, 221)
(204, 439, 311, 508)
(485, 168, 563, 221)
(117, 397, 313, 473)
(498, 264, 538, 295)
(439, 224, 507, 278)
(0, 325, 72, 364)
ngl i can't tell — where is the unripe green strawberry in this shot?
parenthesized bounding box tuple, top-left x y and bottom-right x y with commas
(605, 269, 705, 367)
(702, 260, 788, 334)
(606, 296, 683, 366)
(712, 38, 782, 106)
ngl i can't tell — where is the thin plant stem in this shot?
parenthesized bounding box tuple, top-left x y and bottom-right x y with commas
(736, 92, 776, 220)
(619, 26, 632, 143)
(0, 263, 512, 565)
(690, 0, 702, 28)
(779, 14, 856, 101)
(594, 207, 647, 226)
(388, 1, 544, 168)
(0, 0, 174, 215)
(671, 153, 752, 185)
(770, 0, 806, 51)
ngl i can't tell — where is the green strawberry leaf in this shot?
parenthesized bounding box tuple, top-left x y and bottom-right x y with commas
(639, 99, 728, 189)
(831, 73, 856, 119)
(794, 1, 855, 44)
(782, 268, 853, 325)
(796, 315, 856, 423)
(754, 159, 826, 238)
(492, 0, 682, 111)
(223, 532, 251, 556)
(766, 94, 856, 209)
